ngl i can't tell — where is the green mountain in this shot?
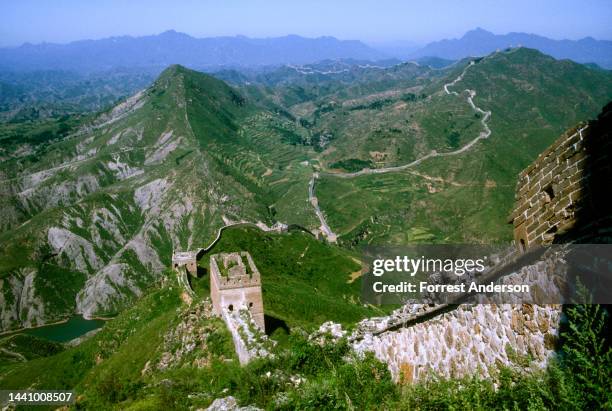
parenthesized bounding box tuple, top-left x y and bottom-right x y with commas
(0, 65, 299, 329)
(311, 48, 612, 244)
(0, 48, 611, 334)
(0, 47, 611, 410)
(0, 225, 388, 409)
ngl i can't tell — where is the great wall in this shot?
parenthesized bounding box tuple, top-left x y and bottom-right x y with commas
(172, 102, 610, 378)
(173, 249, 272, 364)
(509, 114, 611, 247)
(338, 103, 610, 382)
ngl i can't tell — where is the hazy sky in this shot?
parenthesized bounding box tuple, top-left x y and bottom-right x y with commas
(1, 0, 611, 47)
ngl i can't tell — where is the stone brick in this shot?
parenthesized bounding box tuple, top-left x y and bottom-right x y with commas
(511, 310, 525, 334)
(399, 362, 414, 384)
(543, 333, 557, 350)
(538, 316, 550, 333)
(525, 320, 539, 333)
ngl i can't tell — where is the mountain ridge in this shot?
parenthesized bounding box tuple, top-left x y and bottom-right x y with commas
(0, 32, 386, 73)
(410, 28, 612, 68)
(0, 64, 272, 328)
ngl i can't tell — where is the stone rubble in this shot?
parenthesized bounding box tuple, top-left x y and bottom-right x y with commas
(204, 396, 262, 411)
(221, 308, 274, 365)
(310, 321, 347, 344)
(155, 299, 222, 371)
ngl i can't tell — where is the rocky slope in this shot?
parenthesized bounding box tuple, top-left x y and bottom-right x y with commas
(0, 66, 274, 329)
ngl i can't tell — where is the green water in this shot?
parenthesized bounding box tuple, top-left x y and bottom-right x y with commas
(23, 316, 105, 343)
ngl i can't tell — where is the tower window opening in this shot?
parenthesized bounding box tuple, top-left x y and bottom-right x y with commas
(543, 185, 555, 202)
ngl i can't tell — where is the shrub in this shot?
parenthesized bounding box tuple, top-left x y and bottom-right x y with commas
(561, 302, 611, 409)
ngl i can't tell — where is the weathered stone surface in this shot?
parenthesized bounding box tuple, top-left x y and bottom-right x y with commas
(538, 317, 550, 333)
(510, 118, 611, 247)
(399, 362, 414, 384)
(525, 320, 539, 333)
(352, 303, 561, 382)
(511, 311, 524, 334)
(205, 396, 262, 411)
(544, 333, 557, 350)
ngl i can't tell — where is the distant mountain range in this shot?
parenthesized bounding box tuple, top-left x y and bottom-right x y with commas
(409, 28, 612, 69)
(0, 31, 385, 72)
(1, 28, 610, 76)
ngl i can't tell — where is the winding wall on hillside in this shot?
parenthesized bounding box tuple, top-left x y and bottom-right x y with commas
(309, 52, 496, 241)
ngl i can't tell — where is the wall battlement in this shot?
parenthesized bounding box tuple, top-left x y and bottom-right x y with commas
(172, 250, 197, 276)
(210, 252, 261, 289)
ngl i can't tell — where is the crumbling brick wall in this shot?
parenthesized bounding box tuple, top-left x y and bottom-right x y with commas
(510, 103, 612, 248)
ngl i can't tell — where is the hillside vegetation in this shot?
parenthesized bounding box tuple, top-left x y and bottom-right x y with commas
(1, 259, 609, 410)
(0, 46, 611, 409)
(0, 48, 610, 334)
(313, 49, 612, 244)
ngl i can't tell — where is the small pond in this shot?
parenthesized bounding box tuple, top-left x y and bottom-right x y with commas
(22, 316, 105, 342)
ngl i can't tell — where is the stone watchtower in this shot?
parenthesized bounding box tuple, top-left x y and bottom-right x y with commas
(210, 252, 265, 331)
(172, 251, 198, 276)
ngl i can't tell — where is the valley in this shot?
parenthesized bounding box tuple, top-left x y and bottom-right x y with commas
(307, 52, 495, 240)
